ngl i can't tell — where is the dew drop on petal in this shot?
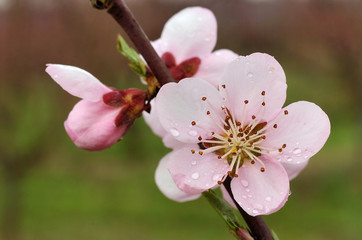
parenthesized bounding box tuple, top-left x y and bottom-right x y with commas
(170, 128, 180, 137)
(253, 203, 264, 210)
(287, 157, 293, 162)
(265, 196, 272, 202)
(212, 174, 223, 181)
(188, 130, 198, 137)
(293, 148, 302, 154)
(191, 160, 197, 166)
(53, 74, 58, 78)
(241, 179, 249, 187)
(247, 194, 252, 198)
(191, 172, 200, 180)
(252, 209, 259, 214)
(245, 188, 250, 193)
(242, 195, 247, 199)
(204, 37, 211, 42)
(247, 72, 253, 78)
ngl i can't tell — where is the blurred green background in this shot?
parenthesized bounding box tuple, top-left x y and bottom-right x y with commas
(0, 0, 361, 239)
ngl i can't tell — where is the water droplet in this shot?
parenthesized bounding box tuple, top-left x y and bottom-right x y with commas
(241, 179, 249, 187)
(252, 209, 259, 214)
(288, 191, 292, 196)
(247, 72, 253, 78)
(253, 203, 263, 210)
(304, 155, 309, 159)
(191, 161, 197, 166)
(242, 195, 247, 199)
(204, 37, 211, 42)
(212, 174, 223, 181)
(293, 148, 302, 154)
(245, 188, 250, 193)
(188, 130, 198, 137)
(265, 196, 272, 202)
(287, 157, 293, 162)
(247, 194, 252, 198)
(205, 183, 210, 187)
(191, 172, 200, 180)
(53, 74, 58, 78)
(280, 191, 285, 195)
(170, 128, 180, 137)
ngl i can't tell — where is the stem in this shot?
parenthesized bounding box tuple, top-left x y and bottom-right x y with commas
(107, 0, 175, 86)
(223, 177, 274, 240)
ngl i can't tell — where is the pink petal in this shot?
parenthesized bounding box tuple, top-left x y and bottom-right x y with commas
(156, 78, 224, 143)
(64, 100, 127, 150)
(281, 160, 309, 180)
(154, 7, 217, 61)
(46, 64, 111, 101)
(168, 147, 229, 194)
(220, 185, 237, 209)
(219, 53, 287, 122)
(143, 99, 168, 138)
(231, 157, 290, 216)
(155, 152, 201, 202)
(195, 49, 239, 87)
(262, 101, 330, 171)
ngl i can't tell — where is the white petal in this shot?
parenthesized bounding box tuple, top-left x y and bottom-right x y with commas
(262, 101, 330, 172)
(219, 53, 287, 123)
(143, 99, 168, 138)
(155, 152, 201, 202)
(156, 78, 224, 143)
(156, 7, 217, 61)
(46, 64, 110, 101)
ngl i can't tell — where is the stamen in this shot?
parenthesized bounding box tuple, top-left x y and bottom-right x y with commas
(202, 97, 207, 101)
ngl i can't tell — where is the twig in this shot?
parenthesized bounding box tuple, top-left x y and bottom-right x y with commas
(107, 0, 175, 86)
(223, 177, 274, 240)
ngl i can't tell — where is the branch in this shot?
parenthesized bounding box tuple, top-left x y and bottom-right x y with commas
(100, 0, 175, 86)
(223, 177, 274, 240)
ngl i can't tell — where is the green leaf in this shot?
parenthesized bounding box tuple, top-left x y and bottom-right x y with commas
(117, 34, 147, 78)
(272, 230, 281, 240)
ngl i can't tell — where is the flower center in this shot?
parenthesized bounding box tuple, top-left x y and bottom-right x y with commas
(161, 52, 201, 82)
(190, 90, 288, 184)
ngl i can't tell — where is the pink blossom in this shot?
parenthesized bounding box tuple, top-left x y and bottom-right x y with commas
(46, 64, 145, 151)
(154, 53, 330, 215)
(144, 6, 238, 146)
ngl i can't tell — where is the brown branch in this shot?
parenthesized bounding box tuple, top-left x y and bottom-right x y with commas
(223, 177, 274, 240)
(106, 0, 175, 86)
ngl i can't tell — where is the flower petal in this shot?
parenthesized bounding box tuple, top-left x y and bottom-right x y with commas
(230, 157, 290, 216)
(143, 99, 168, 138)
(262, 101, 330, 170)
(156, 78, 224, 143)
(155, 152, 201, 202)
(168, 147, 229, 194)
(281, 160, 309, 180)
(195, 49, 238, 87)
(220, 185, 237, 209)
(219, 53, 287, 122)
(64, 100, 127, 150)
(46, 64, 111, 101)
(155, 7, 217, 61)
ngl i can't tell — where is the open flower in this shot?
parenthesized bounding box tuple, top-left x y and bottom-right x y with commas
(144, 6, 238, 146)
(154, 53, 330, 215)
(46, 64, 146, 151)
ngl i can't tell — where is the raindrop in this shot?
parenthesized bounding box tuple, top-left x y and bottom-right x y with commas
(241, 179, 249, 187)
(242, 195, 247, 199)
(304, 155, 309, 159)
(286, 157, 293, 162)
(53, 74, 58, 78)
(265, 196, 272, 202)
(191, 172, 200, 180)
(252, 209, 259, 214)
(212, 174, 223, 181)
(253, 203, 263, 210)
(170, 128, 180, 137)
(191, 161, 197, 166)
(247, 194, 252, 198)
(245, 188, 250, 193)
(204, 37, 211, 42)
(188, 130, 198, 137)
(247, 72, 253, 78)
(293, 148, 302, 154)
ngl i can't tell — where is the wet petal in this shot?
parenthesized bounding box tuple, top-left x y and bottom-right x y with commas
(156, 78, 224, 143)
(219, 53, 287, 122)
(195, 49, 239, 87)
(281, 160, 309, 180)
(220, 185, 237, 209)
(168, 147, 229, 194)
(143, 99, 168, 138)
(231, 157, 289, 216)
(155, 7, 217, 61)
(64, 100, 127, 150)
(46, 64, 111, 101)
(262, 101, 330, 170)
(155, 152, 201, 202)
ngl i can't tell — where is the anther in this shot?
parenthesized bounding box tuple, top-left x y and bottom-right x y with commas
(198, 136, 202, 141)
(246, 136, 250, 140)
(207, 111, 210, 115)
(211, 131, 215, 135)
(236, 121, 241, 126)
(221, 84, 226, 88)
(232, 152, 237, 156)
(191, 149, 195, 154)
(234, 173, 239, 178)
(262, 102, 266, 106)
(227, 171, 232, 175)
(224, 126, 230, 130)
(252, 115, 256, 120)
(260, 167, 265, 172)
(202, 97, 207, 101)
(251, 160, 255, 164)
(198, 151, 203, 155)
(278, 148, 282, 152)
(237, 133, 243, 137)
(261, 91, 265, 96)
(229, 133, 233, 138)
(282, 144, 287, 148)
(191, 121, 196, 126)
(217, 180, 223, 185)
(227, 138, 232, 142)
(261, 136, 266, 139)
(217, 155, 221, 159)
(244, 100, 249, 104)
(273, 124, 278, 128)
(284, 110, 289, 115)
